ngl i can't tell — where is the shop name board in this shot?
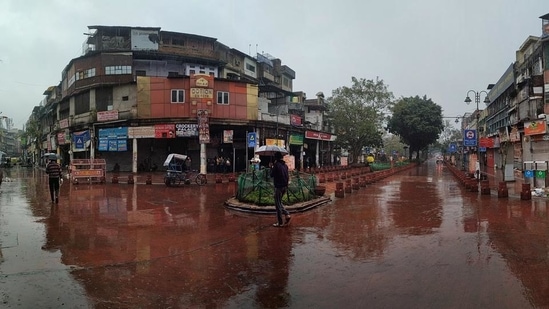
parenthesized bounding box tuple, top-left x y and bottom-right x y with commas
(190, 88, 213, 99)
(305, 130, 335, 141)
(97, 110, 119, 122)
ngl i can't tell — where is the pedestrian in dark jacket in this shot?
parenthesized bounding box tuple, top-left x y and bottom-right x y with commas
(270, 151, 291, 227)
(46, 158, 62, 203)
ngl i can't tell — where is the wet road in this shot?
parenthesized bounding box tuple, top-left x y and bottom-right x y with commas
(1, 161, 549, 308)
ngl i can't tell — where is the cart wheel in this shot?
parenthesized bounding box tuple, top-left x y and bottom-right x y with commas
(195, 174, 207, 186)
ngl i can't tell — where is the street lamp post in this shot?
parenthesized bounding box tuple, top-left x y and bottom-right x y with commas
(464, 90, 490, 180)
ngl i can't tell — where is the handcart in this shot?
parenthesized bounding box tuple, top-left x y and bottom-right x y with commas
(163, 153, 207, 187)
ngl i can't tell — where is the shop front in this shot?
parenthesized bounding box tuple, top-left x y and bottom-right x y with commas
(304, 130, 336, 168)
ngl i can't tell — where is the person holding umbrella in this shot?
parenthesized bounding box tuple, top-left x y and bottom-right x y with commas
(270, 151, 291, 227)
(45, 156, 62, 203)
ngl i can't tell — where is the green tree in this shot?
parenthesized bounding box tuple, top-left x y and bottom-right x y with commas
(327, 77, 393, 163)
(386, 95, 443, 160)
(382, 133, 407, 158)
(21, 117, 42, 159)
(434, 120, 462, 155)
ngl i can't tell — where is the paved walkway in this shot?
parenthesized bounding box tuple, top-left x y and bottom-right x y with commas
(63, 162, 545, 202)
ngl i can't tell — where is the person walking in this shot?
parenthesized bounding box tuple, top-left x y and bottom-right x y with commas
(46, 158, 62, 203)
(270, 151, 291, 227)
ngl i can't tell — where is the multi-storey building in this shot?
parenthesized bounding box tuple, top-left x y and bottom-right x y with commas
(30, 26, 336, 173)
(473, 13, 549, 187)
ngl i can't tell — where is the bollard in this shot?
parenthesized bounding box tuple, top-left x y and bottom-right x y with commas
(366, 174, 373, 184)
(335, 182, 344, 198)
(360, 176, 366, 187)
(314, 185, 326, 196)
(352, 177, 360, 190)
(497, 181, 508, 198)
(345, 179, 352, 193)
(128, 174, 134, 184)
(327, 173, 334, 182)
(112, 173, 119, 184)
(215, 174, 223, 183)
(521, 183, 531, 200)
(480, 180, 490, 195)
(228, 173, 236, 182)
(319, 173, 326, 183)
(146, 174, 152, 185)
(468, 178, 478, 192)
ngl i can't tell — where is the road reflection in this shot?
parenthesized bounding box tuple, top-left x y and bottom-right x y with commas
(4, 162, 549, 307)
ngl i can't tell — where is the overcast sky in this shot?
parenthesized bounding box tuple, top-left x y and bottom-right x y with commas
(0, 0, 548, 129)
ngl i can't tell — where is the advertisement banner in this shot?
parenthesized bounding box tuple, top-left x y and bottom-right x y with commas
(97, 110, 119, 122)
(198, 110, 210, 144)
(128, 126, 155, 138)
(223, 130, 234, 143)
(99, 127, 128, 139)
(175, 123, 198, 137)
(479, 137, 494, 148)
(305, 130, 335, 141)
(289, 133, 304, 145)
(290, 114, 302, 126)
(57, 132, 66, 145)
(247, 132, 257, 148)
(524, 120, 547, 136)
(154, 124, 176, 138)
(265, 138, 285, 147)
(98, 127, 129, 152)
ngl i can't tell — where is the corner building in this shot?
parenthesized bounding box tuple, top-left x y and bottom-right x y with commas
(41, 26, 333, 173)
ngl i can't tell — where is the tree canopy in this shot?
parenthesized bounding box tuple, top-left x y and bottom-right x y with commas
(386, 95, 443, 160)
(326, 77, 393, 163)
(434, 120, 462, 155)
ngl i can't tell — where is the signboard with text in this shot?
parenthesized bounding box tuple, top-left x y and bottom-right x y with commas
(463, 129, 477, 147)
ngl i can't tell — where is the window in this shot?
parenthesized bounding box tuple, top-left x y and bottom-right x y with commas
(217, 91, 229, 105)
(74, 91, 90, 115)
(68, 74, 76, 88)
(283, 76, 290, 87)
(246, 63, 255, 72)
(171, 89, 185, 103)
(95, 87, 113, 112)
(105, 65, 132, 75)
(75, 68, 96, 81)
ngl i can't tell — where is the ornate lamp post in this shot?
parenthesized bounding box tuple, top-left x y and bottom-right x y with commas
(464, 90, 490, 179)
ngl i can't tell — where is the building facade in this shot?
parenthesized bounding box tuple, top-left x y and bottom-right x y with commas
(463, 13, 549, 187)
(27, 26, 336, 173)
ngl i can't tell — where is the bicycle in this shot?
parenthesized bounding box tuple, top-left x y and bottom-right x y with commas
(185, 169, 208, 186)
